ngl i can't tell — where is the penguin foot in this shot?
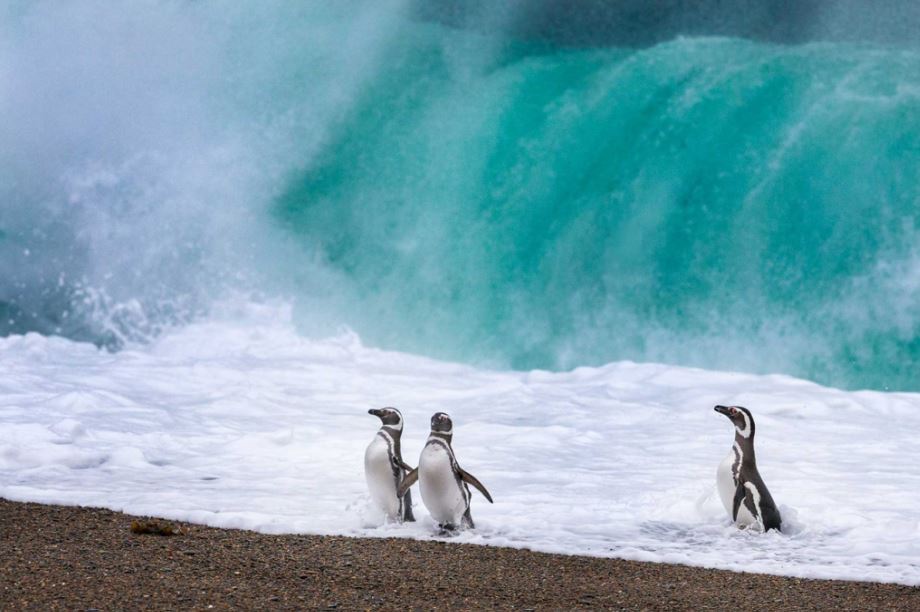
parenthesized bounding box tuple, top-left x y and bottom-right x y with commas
(437, 523, 458, 536)
(737, 520, 765, 534)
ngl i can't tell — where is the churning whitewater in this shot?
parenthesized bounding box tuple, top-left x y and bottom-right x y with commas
(1, 305, 919, 585)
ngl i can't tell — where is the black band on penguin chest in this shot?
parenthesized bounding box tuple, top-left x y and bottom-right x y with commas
(377, 431, 402, 482)
(425, 438, 457, 467)
(731, 445, 742, 485)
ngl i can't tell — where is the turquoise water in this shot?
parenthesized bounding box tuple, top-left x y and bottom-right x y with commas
(279, 27, 920, 389)
(1, 2, 919, 390)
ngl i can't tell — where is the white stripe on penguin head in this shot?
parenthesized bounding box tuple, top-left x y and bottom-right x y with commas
(736, 409, 751, 438)
(383, 409, 403, 430)
(430, 412, 452, 435)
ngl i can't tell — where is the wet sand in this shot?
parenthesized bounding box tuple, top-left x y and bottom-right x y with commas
(1, 498, 917, 610)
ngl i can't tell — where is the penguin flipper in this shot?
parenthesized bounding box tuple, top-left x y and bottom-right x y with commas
(731, 485, 744, 522)
(398, 459, 415, 472)
(732, 482, 761, 525)
(396, 468, 418, 498)
(458, 468, 493, 503)
(731, 483, 757, 522)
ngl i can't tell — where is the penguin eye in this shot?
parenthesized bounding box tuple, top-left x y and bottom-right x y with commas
(729, 408, 738, 416)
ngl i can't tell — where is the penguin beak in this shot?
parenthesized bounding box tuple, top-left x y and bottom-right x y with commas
(714, 405, 731, 416)
(368, 408, 383, 418)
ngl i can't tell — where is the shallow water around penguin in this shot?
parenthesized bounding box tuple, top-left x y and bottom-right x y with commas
(1, 305, 918, 585)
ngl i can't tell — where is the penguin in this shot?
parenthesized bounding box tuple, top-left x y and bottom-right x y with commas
(364, 407, 415, 523)
(714, 405, 782, 532)
(397, 412, 492, 531)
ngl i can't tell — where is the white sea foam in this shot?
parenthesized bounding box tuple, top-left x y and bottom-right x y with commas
(1, 302, 918, 585)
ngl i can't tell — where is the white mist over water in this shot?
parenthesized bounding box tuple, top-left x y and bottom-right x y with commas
(0, 0, 406, 343)
(1, 1, 919, 389)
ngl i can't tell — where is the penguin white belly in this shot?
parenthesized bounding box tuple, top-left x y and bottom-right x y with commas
(419, 444, 466, 525)
(734, 502, 757, 527)
(716, 451, 736, 516)
(364, 437, 400, 519)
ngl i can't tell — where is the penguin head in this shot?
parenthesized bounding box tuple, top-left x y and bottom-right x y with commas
(430, 412, 453, 435)
(368, 407, 403, 430)
(714, 405, 755, 438)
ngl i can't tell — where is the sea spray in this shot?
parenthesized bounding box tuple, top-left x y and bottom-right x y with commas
(279, 33, 920, 390)
(1, 2, 918, 390)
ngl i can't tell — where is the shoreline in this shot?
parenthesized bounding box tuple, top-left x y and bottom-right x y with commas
(2, 498, 918, 610)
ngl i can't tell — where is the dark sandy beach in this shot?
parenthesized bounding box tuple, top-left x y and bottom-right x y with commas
(1, 498, 917, 610)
